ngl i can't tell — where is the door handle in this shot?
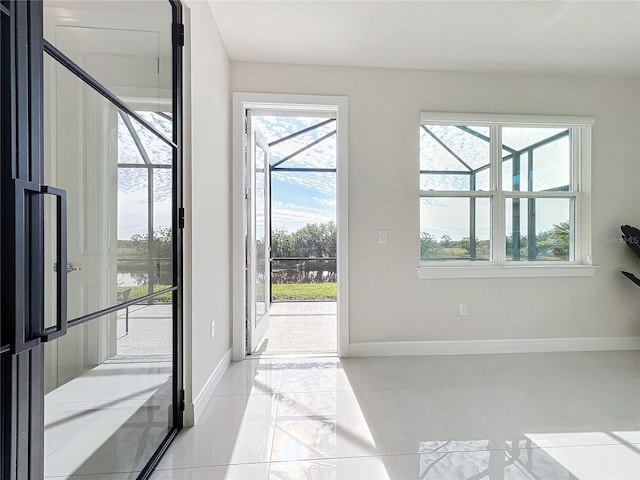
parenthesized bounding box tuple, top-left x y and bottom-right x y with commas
(53, 262, 81, 273)
(39, 185, 68, 342)
(12, 181, 68, 352)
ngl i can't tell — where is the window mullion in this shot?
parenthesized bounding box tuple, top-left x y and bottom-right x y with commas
(571, 127, 581, 263)
(505, 191, 578, 199)
(491, 124, 505, 265)
(419, 190, 493, 198)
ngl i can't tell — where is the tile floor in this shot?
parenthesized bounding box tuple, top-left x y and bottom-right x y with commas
(45, 358, 173, 478)
(152, 351, 640, 479)
(253, 302, 337, 355)
(44, 303, 174, 478)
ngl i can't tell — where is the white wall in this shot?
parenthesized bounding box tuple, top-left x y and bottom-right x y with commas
(183, 0, 231, 422)
(231, 63, 640, 347)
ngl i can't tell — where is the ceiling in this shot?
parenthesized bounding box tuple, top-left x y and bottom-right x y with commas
(209, 0, 640, 78)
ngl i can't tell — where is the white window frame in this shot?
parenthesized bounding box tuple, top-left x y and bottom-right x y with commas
(417, 112, 597, 279)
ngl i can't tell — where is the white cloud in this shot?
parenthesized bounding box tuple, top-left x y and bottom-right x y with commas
(272, 171, 336, 197)
(272, 201, 335, 232)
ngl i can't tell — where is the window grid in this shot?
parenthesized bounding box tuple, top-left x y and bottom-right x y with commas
(420, 117, 589, 266)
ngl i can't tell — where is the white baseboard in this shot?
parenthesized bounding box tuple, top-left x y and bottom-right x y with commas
(185, 348, 232, 426)
(349, 336, 640, 357)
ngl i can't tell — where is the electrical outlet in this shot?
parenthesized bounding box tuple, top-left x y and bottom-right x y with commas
(458, 303, 468, 316)
(210, 320, 216, 338)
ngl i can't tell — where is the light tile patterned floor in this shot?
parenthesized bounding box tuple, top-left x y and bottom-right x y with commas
(152, 350, 640, 479)
(253, 302, 337, 355)
(45, 303, 174, 479)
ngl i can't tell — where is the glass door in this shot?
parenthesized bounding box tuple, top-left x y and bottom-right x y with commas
(246, 111, 271, 353)
(41, 1, 183, 477)
(0, 1, 183, 478)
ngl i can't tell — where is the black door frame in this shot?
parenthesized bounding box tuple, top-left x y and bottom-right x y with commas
(1, 1, 46, 477)
(0, 1, 184, 478)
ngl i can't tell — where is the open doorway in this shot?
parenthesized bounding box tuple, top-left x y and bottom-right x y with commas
(233, 94, 349, 360)
(252, 111, 337, 355)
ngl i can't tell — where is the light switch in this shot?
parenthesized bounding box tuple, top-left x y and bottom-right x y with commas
(378, 230, 389, 244)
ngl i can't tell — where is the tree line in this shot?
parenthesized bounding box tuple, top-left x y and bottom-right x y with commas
(421, 221, 571, 260)
(271, 222, 337, 258)
(269, 222, 337, 284)
(117, 227, 173, 286)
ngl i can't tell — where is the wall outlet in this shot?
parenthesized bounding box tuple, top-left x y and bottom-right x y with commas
(458, 302, 468, 316)
(210, 320, 216, 338)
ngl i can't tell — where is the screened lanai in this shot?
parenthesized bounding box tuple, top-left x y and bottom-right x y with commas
(250, 114, 338, 354)
(117, 110, 174, 302)
(420, 124, 573, 262)
(252, 114, 338, 303)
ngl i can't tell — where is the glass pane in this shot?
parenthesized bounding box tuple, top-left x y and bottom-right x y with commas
(532, 135, 571, 191)
(43, 195, 58, 331)
(44, 53, 175, 320)
(502, 127, 571, 192)
(502, 150, 529, 192)
(117, 114, 145, 164)
(420, 197, 491, 261)
(254, 115, 337, 169)
(506, 197, 573, 261)
(502, 127, 568, 151)
(476, 167, 490, 191)
(43, 0, 173, 130)
(44, 296, 174, 477)
(130, 112, 173, 165)
(420, 125, 491, 187)
(271, 171, 337, 233)
(139, 111, 173, 138)
(420, 173, 471, 191)
(153, 169, 173, 292)
(117, 168, 149, 298)
(256, 145, 267, 317)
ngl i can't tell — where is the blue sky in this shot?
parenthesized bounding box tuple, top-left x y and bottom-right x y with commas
(253, 115, 337, 233)
(420, 125, 571, 241)
(117, 112, 173, 240)
(116, 113, 337, 241)
(116, 114, 569, 243)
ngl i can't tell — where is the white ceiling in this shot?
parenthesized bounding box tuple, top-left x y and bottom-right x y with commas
(209, 0, 640, 77)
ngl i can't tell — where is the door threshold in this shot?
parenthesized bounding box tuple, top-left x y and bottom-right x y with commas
(246, 351, 338, 360)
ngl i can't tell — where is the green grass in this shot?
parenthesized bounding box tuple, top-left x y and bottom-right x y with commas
(121, 284, 173, 302)
(272, 282, 336, 301)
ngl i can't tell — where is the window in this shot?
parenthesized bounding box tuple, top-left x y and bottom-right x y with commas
(418, 113, 595, 279)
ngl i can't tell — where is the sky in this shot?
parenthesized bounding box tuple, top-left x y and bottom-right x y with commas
(420, 125, 572, 241)
(117, 112, 173, 240)
(117, 113, 338, 241)
(253, 115, 337, 233)
(115, 114, 570, 244)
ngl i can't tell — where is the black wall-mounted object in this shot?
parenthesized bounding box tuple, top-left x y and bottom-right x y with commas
(621, 224, 640, 286)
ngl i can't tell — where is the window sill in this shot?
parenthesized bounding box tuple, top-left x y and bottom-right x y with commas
(416, 264, 598, 279)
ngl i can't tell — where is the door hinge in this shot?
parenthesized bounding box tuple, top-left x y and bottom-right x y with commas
(179, 389, 185, 411)
(173, 23, 185, 47)
(179, 207, 185, 228)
